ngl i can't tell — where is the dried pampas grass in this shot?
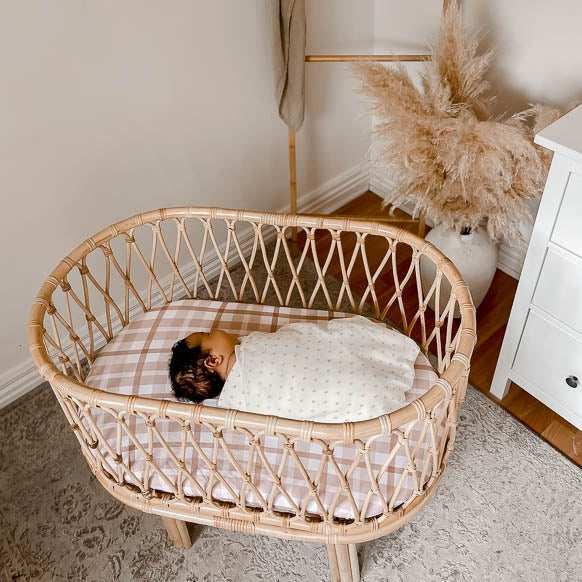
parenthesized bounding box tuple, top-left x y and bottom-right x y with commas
(353, 2, 561, 242)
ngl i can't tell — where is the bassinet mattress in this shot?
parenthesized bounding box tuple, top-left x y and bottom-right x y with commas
(86, 300, 439, 520)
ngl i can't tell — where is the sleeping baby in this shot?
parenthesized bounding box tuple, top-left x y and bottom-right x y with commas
(168, 315, 420, 423)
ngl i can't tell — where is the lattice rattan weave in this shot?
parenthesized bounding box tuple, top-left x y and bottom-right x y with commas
(28, 208, 476, 581)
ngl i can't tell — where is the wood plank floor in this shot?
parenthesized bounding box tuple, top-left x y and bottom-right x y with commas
(315, 191, 582, 466)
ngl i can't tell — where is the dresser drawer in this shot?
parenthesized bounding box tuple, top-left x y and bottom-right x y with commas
(532, 247, 582, 334)
(551, 171, 582, 258)
(513, 311, 582, 418)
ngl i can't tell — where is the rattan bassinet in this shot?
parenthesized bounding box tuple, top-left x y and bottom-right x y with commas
(28, 208, 476, 582)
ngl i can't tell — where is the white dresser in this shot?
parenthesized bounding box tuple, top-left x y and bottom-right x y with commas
(490, 105, 582, 430)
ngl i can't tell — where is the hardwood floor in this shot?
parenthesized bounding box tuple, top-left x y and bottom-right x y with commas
(322, 191, 582, 466)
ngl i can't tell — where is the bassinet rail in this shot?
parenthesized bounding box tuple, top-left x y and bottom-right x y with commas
(28, 208, 476, 581)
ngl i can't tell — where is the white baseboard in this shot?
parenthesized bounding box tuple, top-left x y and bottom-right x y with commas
(370, 174, 527, 279)
(0, 362, 49, 410)
(287, 163, 369, 215)
(0, 164, 370, 410)
(368, 174, 399, 202)
(497, 243, 526, 279)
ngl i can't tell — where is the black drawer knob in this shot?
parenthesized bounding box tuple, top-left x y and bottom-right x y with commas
(566, 375, 579, 388)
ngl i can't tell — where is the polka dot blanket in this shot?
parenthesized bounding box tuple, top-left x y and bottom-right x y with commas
(218, 315, 420, 422)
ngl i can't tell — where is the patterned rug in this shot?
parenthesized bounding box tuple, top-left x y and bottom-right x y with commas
(2, 380, 581, 582)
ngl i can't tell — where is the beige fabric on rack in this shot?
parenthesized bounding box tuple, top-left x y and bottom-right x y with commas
(272, 0, 306, 131)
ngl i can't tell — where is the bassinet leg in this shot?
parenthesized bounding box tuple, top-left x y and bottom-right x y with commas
(348, 544, 360, 581)
(326, 544, 341, 581)
(326, 544, 360, 582)
(162, 517, 193, 549)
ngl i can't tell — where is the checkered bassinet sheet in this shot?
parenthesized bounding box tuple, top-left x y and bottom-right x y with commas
(85, 300, 440, 520)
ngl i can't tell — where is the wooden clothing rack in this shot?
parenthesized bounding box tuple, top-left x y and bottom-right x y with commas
(287, 0, 453, 239)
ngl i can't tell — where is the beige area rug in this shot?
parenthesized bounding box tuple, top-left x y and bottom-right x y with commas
(3, 254, 582, 581)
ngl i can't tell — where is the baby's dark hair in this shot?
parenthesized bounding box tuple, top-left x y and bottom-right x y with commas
(168, 339, 224, 403)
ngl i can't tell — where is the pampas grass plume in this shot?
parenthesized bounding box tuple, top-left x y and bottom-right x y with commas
(353, 2, 562, 242)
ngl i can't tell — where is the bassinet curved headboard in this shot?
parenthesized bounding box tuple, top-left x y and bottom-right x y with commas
(28, 208, 475, 549)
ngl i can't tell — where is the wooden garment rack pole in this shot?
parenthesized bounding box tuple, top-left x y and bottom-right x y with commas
(288, 50, 430, 240)
(305, 54, 430, 63)
(288, 0, 454, 241)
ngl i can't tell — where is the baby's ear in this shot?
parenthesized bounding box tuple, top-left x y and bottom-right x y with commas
(204, 355, 219, 371)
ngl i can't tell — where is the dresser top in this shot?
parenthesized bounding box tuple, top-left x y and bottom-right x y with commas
(535, 104, 582, 163)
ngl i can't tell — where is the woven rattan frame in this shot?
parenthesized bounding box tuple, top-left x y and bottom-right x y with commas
(28, 208, 475, 553)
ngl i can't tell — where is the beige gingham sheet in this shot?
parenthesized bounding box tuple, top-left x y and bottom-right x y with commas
(86, 300, 439, 520)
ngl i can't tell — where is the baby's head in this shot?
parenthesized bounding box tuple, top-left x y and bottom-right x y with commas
(168, 330, 238, 403)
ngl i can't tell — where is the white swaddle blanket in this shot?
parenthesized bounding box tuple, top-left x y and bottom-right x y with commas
(217, 315, 420, 422)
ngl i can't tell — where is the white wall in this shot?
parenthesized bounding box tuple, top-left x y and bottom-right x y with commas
(374, 0, 582, 112)
(0, 1, 374, 400)
(374, 0, 441, 52)
(465, 0, 582, 114)
(301, 0, 374, 188)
